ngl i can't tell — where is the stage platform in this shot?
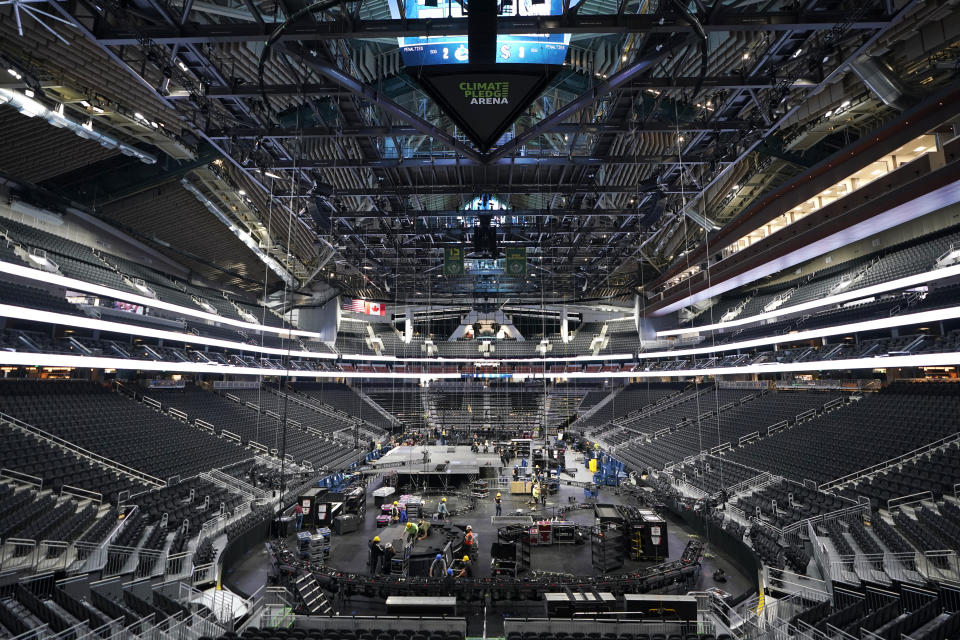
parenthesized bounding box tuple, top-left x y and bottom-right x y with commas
(367, 445, 501, 476)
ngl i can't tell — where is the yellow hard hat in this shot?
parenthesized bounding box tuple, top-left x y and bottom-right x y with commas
(496, 493, 501, 497)
(441, 497, 447, 502)
(462, 556, 470, 562)
(373, 536, 381, 542)
(406, 522, 413, 529)
(393, 501, 398, 505)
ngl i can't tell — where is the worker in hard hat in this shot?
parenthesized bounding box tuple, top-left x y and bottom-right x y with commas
(495, 492, 502, 517)
(405, 521, 419, 543)
(417, 518, 430, 541)
(391, 500, 400, 522)
(463, 525, 476, 560)
(437, 496, 449, 521)
(456, 555, 473, 578)
(368, 536, 382, 575)
(429, 553, 446, 577)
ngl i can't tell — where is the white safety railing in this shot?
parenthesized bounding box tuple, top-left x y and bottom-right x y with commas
(820, 432, 960, 491)
(0, 414, 163, 487)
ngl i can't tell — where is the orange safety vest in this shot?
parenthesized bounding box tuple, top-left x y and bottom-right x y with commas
(464, 532, 474, 546)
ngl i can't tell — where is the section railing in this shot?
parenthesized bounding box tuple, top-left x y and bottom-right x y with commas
(0, 412, 163, 487)
(819, 432, 960, 491)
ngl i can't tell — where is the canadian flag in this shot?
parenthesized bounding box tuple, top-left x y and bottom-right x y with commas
(368, 302, 381, 315)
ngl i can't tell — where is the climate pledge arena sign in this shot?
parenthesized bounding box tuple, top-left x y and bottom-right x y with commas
(418, 71, 552, 150)
(460, 81, 510, 104)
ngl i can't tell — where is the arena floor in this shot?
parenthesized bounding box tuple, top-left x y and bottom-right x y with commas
(223, 451, 750, 635)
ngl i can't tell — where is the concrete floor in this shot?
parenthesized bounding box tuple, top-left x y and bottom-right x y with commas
(222, 451, 752, 636)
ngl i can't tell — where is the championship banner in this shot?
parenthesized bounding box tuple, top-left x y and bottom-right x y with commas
(444, 246, 465, 276)
(504, 246, 527, 276)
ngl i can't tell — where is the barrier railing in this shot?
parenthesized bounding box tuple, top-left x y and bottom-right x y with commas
(203, 469, 268, 499)
(35, 540, 70, 573)
(1, 468, 43, 488)
(61, 484, 102, 503)
(164, 551, 191, 580)
(248, 441, 270, 456)
(887, 491, 934, 512)
(0, 413, 163, 487)
(723, 472, 775, 498)
(192, 562, 215, 587)
(767, 420, 789, 436)
(0, 538, 37, 572)
(820, 432, 960, 491)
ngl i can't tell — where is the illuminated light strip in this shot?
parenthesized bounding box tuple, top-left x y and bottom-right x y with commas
(652, 179, 960, 317)
(657, 262, 960, 337)
(0, 259, 322, 339)
(639, 304, 960, 359)
(0, 351, 957, 379)
(0, 302, 634, 363)
(0, 305, 337, 360)
(0, 351, 461, 379)
(7, 300, 960, 366)
(336, 352, 638, 364)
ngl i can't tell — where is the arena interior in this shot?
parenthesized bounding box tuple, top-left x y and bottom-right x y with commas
(3, 0, 960, 638)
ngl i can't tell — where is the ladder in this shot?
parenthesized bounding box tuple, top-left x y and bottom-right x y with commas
(294, 573, 334, 616)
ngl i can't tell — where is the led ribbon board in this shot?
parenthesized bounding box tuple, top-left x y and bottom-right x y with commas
(393, 0, 570, 67)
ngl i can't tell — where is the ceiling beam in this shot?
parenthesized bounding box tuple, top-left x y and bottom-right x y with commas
(329, 208, 641, 218)
(647, 0, 921, 290)
(209, 121, 751, 140)
(290, 45, 483, 162)
(197, 79, 811, 101)
(264, 155, 717, 169)
(487, 34, 684, 162)
(92, 11, 893, 45)
(275, 184, 670, 195)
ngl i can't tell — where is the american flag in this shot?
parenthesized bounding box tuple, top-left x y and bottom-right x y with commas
(343, 298, 366, 313)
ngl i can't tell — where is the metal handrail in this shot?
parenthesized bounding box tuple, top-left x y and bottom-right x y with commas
(0, 412, 163, 487)
(820, 431, 960, 490)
